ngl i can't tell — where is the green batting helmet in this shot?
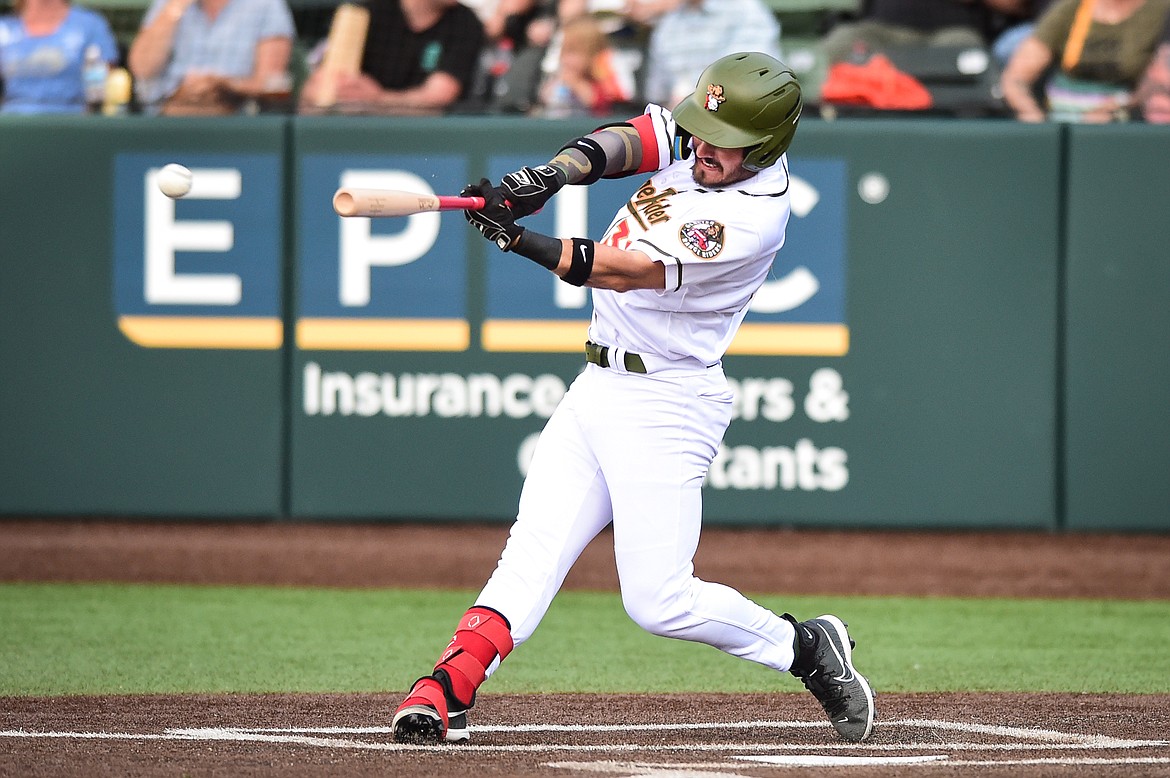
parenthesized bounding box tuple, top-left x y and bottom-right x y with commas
(672, 52, 803, 172)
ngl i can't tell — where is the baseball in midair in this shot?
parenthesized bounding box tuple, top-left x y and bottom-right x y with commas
(157, 163, 193, 198)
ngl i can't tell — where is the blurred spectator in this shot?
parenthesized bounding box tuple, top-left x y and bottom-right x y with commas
(523, 0, 567, 50)
(533, 12, 632, 115)
(1136, 13, 1170, 121)
(1000, 0, 1170, 123)
(640, 0, 781, 108)
(299, 0, 484, 114)
(821, 0, 1022, 65)
(481, 0, 586, 112)
(128, 0, 294, 115)
(465, 0, 543, 109)
(464, 0, 539, 44)
(0, 0, 118, 113)
(619, 0, 680, 27)
(992, 0, 1058, 64)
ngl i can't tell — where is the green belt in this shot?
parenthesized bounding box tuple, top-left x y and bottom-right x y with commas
(585, 341, 647, 374)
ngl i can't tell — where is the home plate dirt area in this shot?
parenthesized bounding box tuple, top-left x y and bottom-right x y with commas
(3, 691, 1170, 777)
(2, 520, 1170, 777)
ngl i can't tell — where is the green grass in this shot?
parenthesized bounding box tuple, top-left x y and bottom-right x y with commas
(1, 582, 1167, 696)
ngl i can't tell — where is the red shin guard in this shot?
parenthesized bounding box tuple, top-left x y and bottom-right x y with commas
(434, 606, 513, 709)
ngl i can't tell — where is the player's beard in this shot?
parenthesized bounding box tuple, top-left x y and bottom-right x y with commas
(691, 154, 755, 187)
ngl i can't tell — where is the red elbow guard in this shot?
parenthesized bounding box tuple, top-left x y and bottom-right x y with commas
(625, 113, 663, 175)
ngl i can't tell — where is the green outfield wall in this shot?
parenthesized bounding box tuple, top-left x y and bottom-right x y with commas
(1062, 126, 1170, 532)
(0, 117, 286, 517)
(0, 116, 1163, 531)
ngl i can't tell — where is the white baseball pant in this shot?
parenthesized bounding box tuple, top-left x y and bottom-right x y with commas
(475, 362, 798, 676)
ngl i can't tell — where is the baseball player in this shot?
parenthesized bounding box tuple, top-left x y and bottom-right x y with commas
(392, 52, 875, 746)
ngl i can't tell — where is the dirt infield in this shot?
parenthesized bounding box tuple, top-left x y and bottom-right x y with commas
(3, 519, 1170, 777)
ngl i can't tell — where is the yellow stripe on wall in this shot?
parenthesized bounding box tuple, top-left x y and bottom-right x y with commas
(728, 323, 850, 356)
(296, 318, 470, 351)
(482, 320, 589, 352)
(484, 320, 849, 357)
(118, 316, 283, 349)
(118, 316, 845, 355)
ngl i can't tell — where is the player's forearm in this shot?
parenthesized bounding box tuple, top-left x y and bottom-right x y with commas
(546, 106, 684, 185)
(224, 38, 292, 97)
(581, 242, 664, 291)
(127, 9, 184, 79)
(514, 232, 662, 292)
(547, 125, 646, 185)
(499, 109, 680, 218)
(375, 88, 449, 111)
(375, 72, 461, 111)
(1001, 75, 1045, 121)
(1000, 38, 1051, 123)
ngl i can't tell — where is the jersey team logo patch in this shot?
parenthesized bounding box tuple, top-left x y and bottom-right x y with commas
(680, 220, 725, 259)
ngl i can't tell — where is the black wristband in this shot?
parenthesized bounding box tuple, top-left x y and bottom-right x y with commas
(511, 229, 561, 270)
(562, 238, 595, 287)
(557, 136, 607, 185)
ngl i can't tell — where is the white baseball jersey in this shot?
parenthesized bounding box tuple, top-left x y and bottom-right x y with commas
(590, 150, 792, 367)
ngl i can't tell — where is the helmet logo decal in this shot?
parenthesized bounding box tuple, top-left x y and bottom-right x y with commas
(680, 220, 725, 260)
(704, 84, 726, 111)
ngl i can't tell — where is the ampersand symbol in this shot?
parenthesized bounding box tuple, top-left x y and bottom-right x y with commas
(804, 368, 849, 422)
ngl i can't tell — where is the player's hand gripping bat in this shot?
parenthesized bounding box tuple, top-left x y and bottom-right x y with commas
(332, 188, 486, 218)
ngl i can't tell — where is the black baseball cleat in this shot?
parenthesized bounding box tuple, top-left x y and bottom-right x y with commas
(391, 704, 443, 744)
(445, 710, 470, 742)
(391, 674, 471, 745)
(391, 705, 470, 744)
(784, 613, 876, 742)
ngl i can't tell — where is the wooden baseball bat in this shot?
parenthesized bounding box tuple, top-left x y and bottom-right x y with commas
(313, 3, 369, 109)
(332, 188, 486, 218)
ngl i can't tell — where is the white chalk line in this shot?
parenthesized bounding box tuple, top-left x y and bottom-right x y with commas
(551, 756, 1170, 773)
(241, 721, 830, 734)
(0, 732, 178, 741)
(550, 756, 954, 773)
(739, 754, 951, 766)
(1, 719, 1166, 759)
(231, 718, 1163, 747)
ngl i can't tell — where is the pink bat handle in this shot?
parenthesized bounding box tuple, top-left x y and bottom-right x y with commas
(435, 195, 485, 211)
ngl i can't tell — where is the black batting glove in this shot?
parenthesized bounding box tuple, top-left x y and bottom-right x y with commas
(463, 179, 524, 251)
(499, 164, 567, 219)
